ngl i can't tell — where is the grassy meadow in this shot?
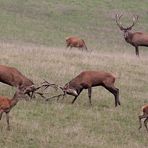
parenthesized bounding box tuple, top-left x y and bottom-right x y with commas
(0, 0, 148, 148)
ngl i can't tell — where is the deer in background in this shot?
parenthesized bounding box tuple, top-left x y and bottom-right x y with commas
(0, 90, 23, 130)
(138, 104, 148, 132)
(66, 36, 88, 51)
(115, 14, 148, 57)
(47, 71, 120, 107)
(0, 65, 56, 99)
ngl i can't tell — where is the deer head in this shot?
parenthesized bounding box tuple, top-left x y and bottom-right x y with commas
(115, 14, 139, 38)
(60, 83, 78, 96)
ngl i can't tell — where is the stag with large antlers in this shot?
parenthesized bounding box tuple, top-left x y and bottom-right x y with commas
(47, 71, 120, 107)
(0, 65, 56, 98)
(115, 14, 148, 57)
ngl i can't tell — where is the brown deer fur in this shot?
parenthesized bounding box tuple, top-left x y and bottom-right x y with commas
(115, 14, 148, 57)
(0, 65, 35, 97)
(61, 71, 120, 107)
(0, 90, 23, 130)
(138, 104, 148, 132)
(66, 36, 88, 51)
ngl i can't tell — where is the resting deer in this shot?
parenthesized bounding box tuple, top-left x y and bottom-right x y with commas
(0, 90, 23, 130)
(66, 36, 88, 51)
(0, 65, 57, 99)
(47, 71, 120, 107)
(115, 14, 148, 57)
(138, 104, 148, 132)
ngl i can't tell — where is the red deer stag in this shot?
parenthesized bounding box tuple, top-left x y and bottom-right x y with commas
(66, 36, 88, 51)
(0, 65, 56, 98)
(138, 104, 148, 132)
(0, 90, 23, 130)
(47, 71, 120, 107)
(115, 14, 148, 57)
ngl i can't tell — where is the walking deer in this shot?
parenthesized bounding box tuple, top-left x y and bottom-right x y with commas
(0, 90, 23, 130)
(47, 71, 120, 107)
(66, 36, 88, 51)
(138, 104, 148, 132)
(115, 14, 148, 57)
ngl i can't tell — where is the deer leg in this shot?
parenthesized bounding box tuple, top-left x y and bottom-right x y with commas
(30, 92, 36, 99)
(88, 88, 92, 105)
(144, 117, 148, 132)
(138, 114, 148, 130)
(6, 113, 10, 130)
(0, 110, 4, 120)
(135, 46, 139, 57)
(72, 96, 78, 104)
(71, 89, 82, 104)
(103, 85, 120, 107)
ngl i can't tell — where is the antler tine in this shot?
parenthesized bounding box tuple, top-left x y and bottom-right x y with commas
(127, 15, 139, 29)
(115, 14, 124, 29)
(35, 92, 47, 99)
(45, 93, 65, 101)
(40, 80, 58, 90)
(133, 15, 139, 23)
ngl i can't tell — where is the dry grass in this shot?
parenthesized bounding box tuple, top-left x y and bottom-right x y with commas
(0, 42, 148, 148)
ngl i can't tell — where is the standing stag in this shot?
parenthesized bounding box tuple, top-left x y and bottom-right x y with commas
(0, 65, 56, 98)
(66, 36, 88, 51)
(0, 90, 23, 130)
(115, 14, 148, 57)
(47, 71, 120, 107)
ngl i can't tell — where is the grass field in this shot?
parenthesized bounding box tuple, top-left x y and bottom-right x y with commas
(0, 0, 148, 148)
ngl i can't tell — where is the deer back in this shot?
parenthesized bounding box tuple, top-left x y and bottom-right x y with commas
(0, 65, 34, 89)
(66, 71, 115, 89)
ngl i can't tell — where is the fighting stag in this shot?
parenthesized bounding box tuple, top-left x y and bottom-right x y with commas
(47, 71, 120, 107)
(0, 65, 57, 99)
(115, 14, 148, 57)
(66, 36, 88, 51)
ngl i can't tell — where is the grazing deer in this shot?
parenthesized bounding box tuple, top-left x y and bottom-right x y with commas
(115, 14, 148, 57)
(138, 104, 148, 132)
(47, 71, 120, 107)
(66, 36, 88, 51)
(0, 90, 23, 130)
(0, 65, 56, 98)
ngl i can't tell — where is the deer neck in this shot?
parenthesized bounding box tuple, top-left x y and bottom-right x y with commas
(124, 31, 133, 43)
(10, 92, 19, 108)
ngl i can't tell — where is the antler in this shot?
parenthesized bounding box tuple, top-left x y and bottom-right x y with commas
(24, 80, 58, 98)
(34, 80, 58, 91)
(45, 93, 66, 101)
(45, 86, 66, 101)
(115, 14, 139, 30)
(127, 15, 139, 29)
(115, 14, 124, 30)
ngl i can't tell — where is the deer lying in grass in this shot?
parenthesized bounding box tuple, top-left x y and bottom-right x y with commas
(47, 71, 120, 107)
(115, 14, 148, 57)
(0, 65, 56, 99)
(66, 36, 88, 51)
(138, 104, 148, 132)
(0, 90, 23, 130)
